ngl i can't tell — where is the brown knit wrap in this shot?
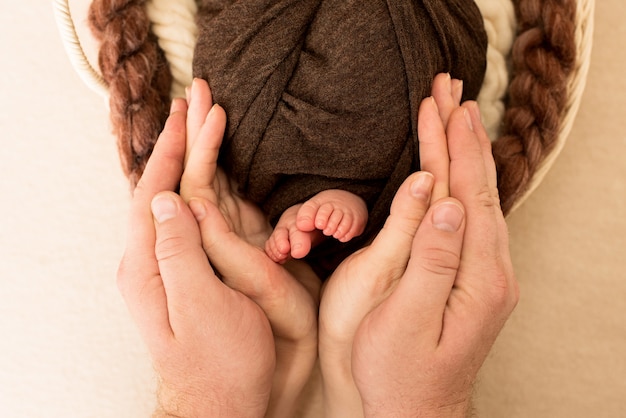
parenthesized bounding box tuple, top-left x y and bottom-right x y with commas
(193, 0, 488, 277)
(88, 0, 172, 188)
(495, 0, 577, 215)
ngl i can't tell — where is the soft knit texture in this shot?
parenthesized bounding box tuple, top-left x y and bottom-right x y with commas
(193, 0, 488, 277)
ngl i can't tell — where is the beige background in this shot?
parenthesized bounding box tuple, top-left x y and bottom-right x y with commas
(0, 0, 624, 417)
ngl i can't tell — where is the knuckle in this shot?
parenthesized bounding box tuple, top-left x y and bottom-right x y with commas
(420, 246, 461, 278)
(476, 185, 496, 209)
(491, 185, 500, 201)
(483, 268, 519, 315)
(154, 235, 189, 262)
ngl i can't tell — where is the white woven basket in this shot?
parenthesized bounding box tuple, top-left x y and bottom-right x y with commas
(52, 0, 595, 214)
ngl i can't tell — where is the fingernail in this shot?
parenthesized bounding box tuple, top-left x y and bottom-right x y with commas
(446, 73, 452, 93)
(185, 86, 191, 103)
(410, 172, 434, 200)
(463, 109, 474, 132)
(170, 98, 185, 115)
(206, 103, 219, 122)
(432, 202, 464, 232)
(188, 198, 206, 221)
(467, 101, 481, 123)
(151, 194, 178, 223)
(191, 78, 202, 103)
(429, 96, 438, 111)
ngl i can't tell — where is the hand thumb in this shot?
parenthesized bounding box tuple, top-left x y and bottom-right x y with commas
(388, 198, 466, 342)
(367, 171, 434, 270)
(151, 192, 221, 321)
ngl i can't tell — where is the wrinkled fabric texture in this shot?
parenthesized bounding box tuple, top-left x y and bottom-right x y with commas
(193, 0, 487, 278)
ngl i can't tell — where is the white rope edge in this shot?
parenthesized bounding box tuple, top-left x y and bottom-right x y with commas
(52, 0, 109, 98)
(475, 0, 517, 143)
(510, 0, 596, 213)
(146, 0, 198, 99)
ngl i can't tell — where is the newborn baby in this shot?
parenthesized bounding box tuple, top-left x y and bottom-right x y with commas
(192, 0, 488, 278)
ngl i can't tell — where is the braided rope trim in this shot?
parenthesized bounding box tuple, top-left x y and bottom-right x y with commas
(52, 0, 109, 97)
(476, 0, 517, 142)
(146, 0, 198, 99)
(52, 0, 198, 100)
(508, 0, 595, 213)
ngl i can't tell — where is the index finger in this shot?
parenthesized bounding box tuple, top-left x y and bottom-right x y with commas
(180, 104, 226, 202)
(447, 106, 499, 267)
(418, 96, 450, 202)
(463, 102, 517, 300)
(464, 101, 499, 205)
(126, 99, 188, 256)
(417, 73, 463, 203)
(118, 100, 188, 342)
(185, 78, 213, 163)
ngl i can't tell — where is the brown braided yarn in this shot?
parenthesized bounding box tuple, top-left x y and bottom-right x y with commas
(88, 0, 172, 188)
(494, 0, 577, 215)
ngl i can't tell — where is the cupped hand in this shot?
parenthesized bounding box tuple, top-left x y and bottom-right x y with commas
(353, 80, 518, 416)
(319, 73, 519, 417)
(180, 79, 271, 249)
(321, 174, 436, 415)
(117, 100, 275, 417)
(179, 79, 321, 417)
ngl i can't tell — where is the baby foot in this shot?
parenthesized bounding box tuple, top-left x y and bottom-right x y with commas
(297, 189, 368, 243)
(265, 204, 323, 263)
(264, 189, 368, 263)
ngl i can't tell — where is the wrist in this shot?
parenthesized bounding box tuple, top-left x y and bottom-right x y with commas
(265, 350, 315, 418)
(319, 353, 364, 417)
(361, 393, 472, 418)
(155, 382, 269, 418)
(154, 401, 267, 418)
(322, 379, 364, 418)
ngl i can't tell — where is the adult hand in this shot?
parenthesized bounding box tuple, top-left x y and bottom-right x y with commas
(319, 73, 519, 417)
(117, 99, 275, 417)
(179, 79, 321, 418)
(180, 79, 271, 249)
